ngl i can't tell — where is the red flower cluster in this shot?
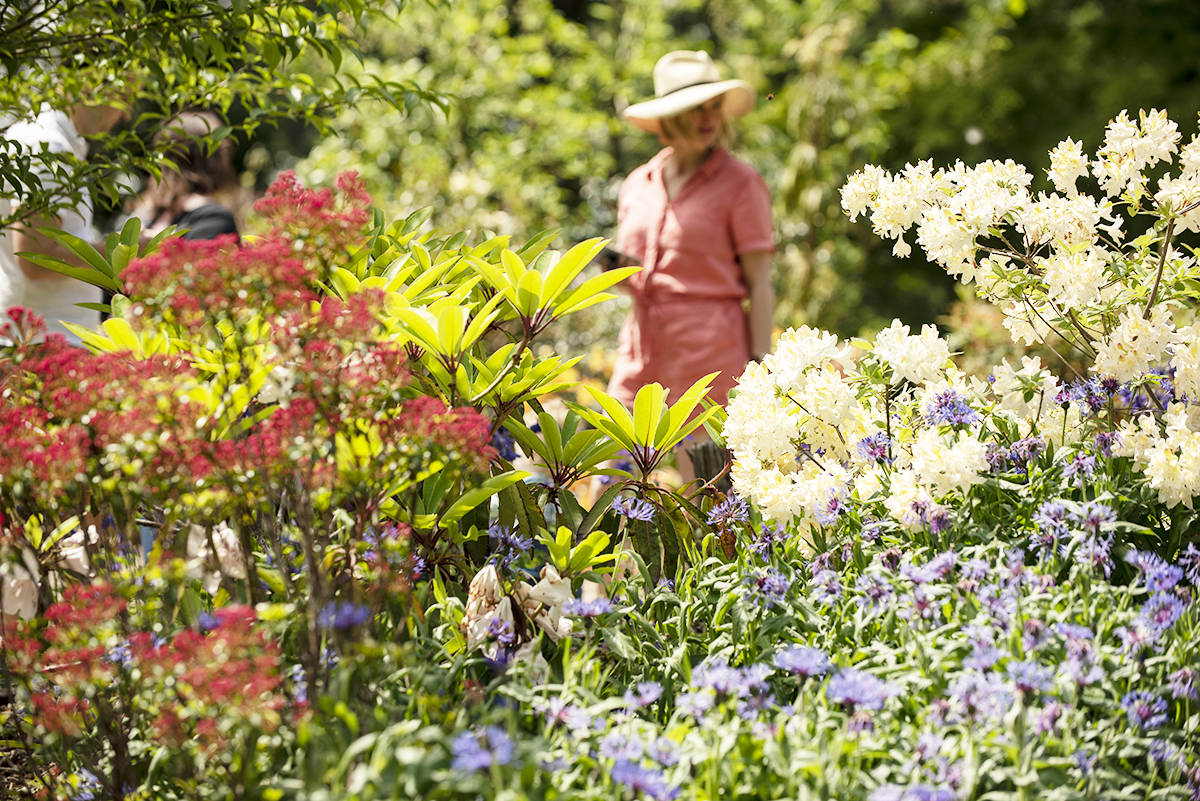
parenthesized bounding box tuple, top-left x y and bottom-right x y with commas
(123, 235, 315, 327)
(389, 396, 497, 472)
(253, 170, 372, 266)
(5, 585, 290, 753)
(0, 338, 208, 510)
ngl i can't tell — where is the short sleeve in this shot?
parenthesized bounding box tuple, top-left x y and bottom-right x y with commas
(614, 174, 648, 263)
(729, 170, 774, 255)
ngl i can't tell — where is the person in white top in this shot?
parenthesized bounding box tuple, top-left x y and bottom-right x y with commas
(0, 104, 126, 344)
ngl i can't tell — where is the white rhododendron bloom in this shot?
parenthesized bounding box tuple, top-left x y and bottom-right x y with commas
(1040, 249, 1106, 310)
(915, 207, 977, 273)
(873, 320, 951, 386)
(724, 365, 801, 465)
(763, 326, 849, 393)
(1092, 306, 1177, 382)
(883, 469, 935, 532)
(1171, 322, 1200, 400)
(1046, 137, 1089, 195)
(909, 428, 990, 496)
(1017, 193, 1104, 250)
(989, 356, 1059, 422)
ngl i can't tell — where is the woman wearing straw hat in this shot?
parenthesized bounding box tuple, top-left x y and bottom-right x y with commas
(609, 50, 775, 483)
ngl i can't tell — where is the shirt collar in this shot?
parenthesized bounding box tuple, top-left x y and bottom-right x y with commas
(646, 146, 729, 183)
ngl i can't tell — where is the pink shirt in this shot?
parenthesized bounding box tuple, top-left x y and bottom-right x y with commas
(607, 147, 774, 408)
(615, 147, 774, 299)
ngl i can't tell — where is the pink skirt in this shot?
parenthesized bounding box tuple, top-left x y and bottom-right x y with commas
(607, 293, 750, 409)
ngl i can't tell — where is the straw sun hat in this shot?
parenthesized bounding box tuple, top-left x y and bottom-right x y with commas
(622, 50, 754, 135)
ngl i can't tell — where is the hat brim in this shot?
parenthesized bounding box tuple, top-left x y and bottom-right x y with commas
(622, 80, 754, 134)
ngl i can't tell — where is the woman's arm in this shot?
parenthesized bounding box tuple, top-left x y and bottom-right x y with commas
(740, 250, 774, 360)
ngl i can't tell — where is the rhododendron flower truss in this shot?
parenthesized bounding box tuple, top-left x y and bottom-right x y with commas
(832, 108, 1200, 511)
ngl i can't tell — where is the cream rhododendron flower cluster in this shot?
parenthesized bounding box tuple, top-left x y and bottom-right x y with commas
(727, 322, 1067, 532)
(830, 108, 1200, 510)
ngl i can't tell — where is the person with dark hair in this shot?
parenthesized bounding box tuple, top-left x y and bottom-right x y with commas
(609, 51, 776, 483)
(131, 110, 239, 240)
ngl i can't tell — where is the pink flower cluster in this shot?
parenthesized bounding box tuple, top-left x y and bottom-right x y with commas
(4, 582, 290, 753)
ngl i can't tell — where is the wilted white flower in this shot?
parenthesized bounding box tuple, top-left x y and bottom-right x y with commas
(1, 550, 40, 622)
(186, 522, 246, 594)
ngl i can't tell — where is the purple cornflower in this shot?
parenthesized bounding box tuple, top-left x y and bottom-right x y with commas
(860, 521, 883, 543)
(1138, 592, 1187, 633)
(563, 597, 617, 618)
(1179, 543, 1200, 585)
(810, 569, 843, 604)
(318, 601, 372, 630)
(774, 645, 831, 678)
(1074, 531, 1115, 577)
(1094, 431, 1118, 458)
(675, 690, 714, 719)
(1058, 377, 1109, 414)
(871, 781, 959, 800)
(816, 488, 850, 526)
(1031, 501, 1070, 555)
(744, 568, 792, 609)
(986, 444, 1012, 473)
(536, 696, 592, 733)
(900, 586, 940, 623)
(748, 522, 788, 560)
(1149, 739, 1180, 764)
(1007, 660, 1054, 696)
(924, 389, 979, 426)
(1009, 435, 1046, 471)
(1022, 619, 1049, 652)
(625, 681, 663, 708)
(612, 495, 656, 522)
(1061, 657, 1104, 687)
(1070, 501, 1115, 535)
(1035, 701, 1064, 735)
(961, 558, 990, 582)
(648, 737, 680, 767)
(826, 667, 898, 711)
(1073, 749, 1097, 776)
(610, 759, 679, 801)
(488, 522, 535, 568)
(854, 571, 894, 616)
(487, 617, 517, 648)
(1054, 623, 1095, 660)
(1063, 453, 1096, 486)
(857, 432, 893, 464)
(1122, 691, 1168, 729)
(1116, 621, 1160, 655)
(1168, 667, 1198, 700)
(450, 726, 516, 772)
(1126, 549, 1184, 591)
(707, 494, 750, 528)
(599, 732, 643, 761)
(964, 639, 1003, 671)
(490, 426, 518, 461)
(947, 671, 1014, 723)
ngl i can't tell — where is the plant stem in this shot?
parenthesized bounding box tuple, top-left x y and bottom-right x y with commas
(1144, 216, 1176, 319)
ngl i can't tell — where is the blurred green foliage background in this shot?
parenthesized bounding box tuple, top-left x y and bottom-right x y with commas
(246, 0, 1200, 344)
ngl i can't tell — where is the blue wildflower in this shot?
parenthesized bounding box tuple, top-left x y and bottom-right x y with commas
(490, 426, 518, 461)
(318, 601, 372, 630)
(857, 432, 893, 464)
(599, 732, 643, 761)
(1063, 453, 1096, 486)
(536, 696, 592, 732)
(707, 493, 749, 528)
(1126, 549, 1184, 591)
(749, 522, 788, 560)
(1008, 435, 1046, 471)
(1122, 691, 1168, 729)
(450, 726, 516, 771)
(826, 667, 898, 711)
(610, 759, 679, 801)
(648, 737, 680, 767)
(1139, 592, 1187, 633)
(1149, 739, 1180, 764)
(486, 617, 516, 648)
(1006, 660, 1054, 696)
(675, 690, 714, 719)
(774, 645, 831, 678)
(563, 597, 617, 618)
(854, 571, 894, 616)
(488, 522, 535, 569)
(625, 680, 663, 708)
(947, 670, 1014, 723)
(1179, 543, 1200, 585)
(744, 568, 792, 609)
(1094, 431, 1118, 458)
(612, 496, 656, 522)
(810, 568, 843, 604)
(1070, 501, 1115, 535)
(1073, 749, 1097, 776)
(1168, 667, 1197, 700)
(924, 389, 980, 426)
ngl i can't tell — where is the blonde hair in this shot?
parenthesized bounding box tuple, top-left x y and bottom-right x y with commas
(657, 98, 735, 149)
